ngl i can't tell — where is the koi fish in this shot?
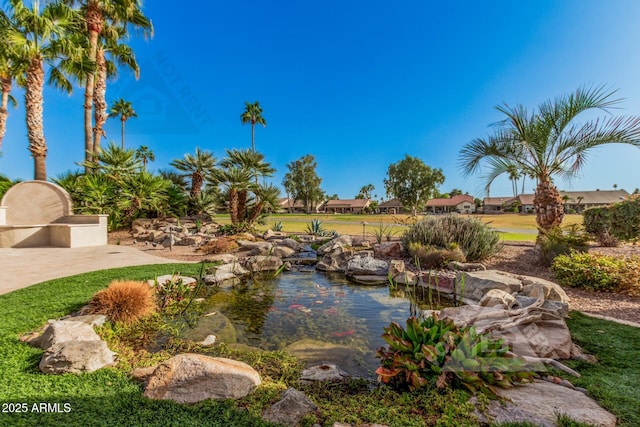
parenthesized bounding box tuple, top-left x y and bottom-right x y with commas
(288, 304, 304, 309)
(268, 307, 279, 312)
(326, 307, 337, 315)
(333, 329, 355, 337)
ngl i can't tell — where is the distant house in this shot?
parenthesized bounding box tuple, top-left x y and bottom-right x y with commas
(323, 199, 370, 214)
(377, 198, 405, 214)
(482, 197, 519, 213)
(278, 198, 322, 213)
(559, 190, 629, 213)
(482, 190, 629, 214)
(426, 195, 476, 214)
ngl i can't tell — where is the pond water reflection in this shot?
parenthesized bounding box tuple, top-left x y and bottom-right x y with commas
(179, 271, 442, 377)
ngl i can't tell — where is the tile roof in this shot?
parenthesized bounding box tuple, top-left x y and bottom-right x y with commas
(378, 198, 403, 208)
(426, 194, 474, 207)
(324, 199, 370, 208)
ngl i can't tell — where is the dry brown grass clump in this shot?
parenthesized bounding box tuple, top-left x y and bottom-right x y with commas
(198, 236, 240, 255)
(89, 280, 156, 323)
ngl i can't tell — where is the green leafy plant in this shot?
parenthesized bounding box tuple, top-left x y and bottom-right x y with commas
(272, 221, 284, 231)
(376, 315, 533, 397)
(408, 242, 466, 269)
(584, 195, 640, 244)
(306, 218, 331, 236)
(402, 215, 502, 261)
(552, 251, 640, 295)
(218, 222, 253, 235)
(371, 221, 398, 243)
(154, 275, 198, 312)
(536, 225, 590, 266)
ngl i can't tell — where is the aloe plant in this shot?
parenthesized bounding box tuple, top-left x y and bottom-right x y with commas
(376, 314, 533, 396)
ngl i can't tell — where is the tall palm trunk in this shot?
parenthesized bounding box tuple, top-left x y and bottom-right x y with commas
(190, 172, 203, 199)
(0, 76, 11, 152)
(533, 176, 564, 231)
(83, 2, 103, 172)
(26, 58, 47, 180)
(121, 117, 126, 149)
(229, 188, 239, 224)
(92, 48, 107, 154)
(247, 201, 263, 224)
(251, 122, 255, 153)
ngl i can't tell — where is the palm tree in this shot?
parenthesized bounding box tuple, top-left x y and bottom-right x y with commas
(170, 148, 217, 199)
(240, 101, 266, 153)
(506, 164, 520, 198)
(210, 167, 252, 224)
(62, 0, 151, 169)
(92, 22, 142, 155)
(460, 85, 640, 232)
(358, 184, 374, 199)
(3, 0, 82, 180)
(84, 141, 140, 179)
(108, 98, 137, 148)
(134, 145, 154, 171)
(0, 15, 20, 152)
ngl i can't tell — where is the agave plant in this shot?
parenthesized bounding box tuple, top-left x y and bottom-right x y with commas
(306, 218, 326, 236)
(376, 314, 533, 396)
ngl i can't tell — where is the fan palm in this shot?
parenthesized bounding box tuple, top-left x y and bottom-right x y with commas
(460, 85, 640, 231)
(108, 98, 137, 148)
(170, 147, 217, 199)
(210, 166, 252, 224)
(240, 101, 266, 153)
(0, 15, 21, 152)
(83, 141, 140, 179)
(134, 145, 154, 171)
(3, 0, 84, 180)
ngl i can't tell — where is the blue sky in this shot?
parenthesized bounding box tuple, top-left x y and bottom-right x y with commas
(2, 0, 640, 199)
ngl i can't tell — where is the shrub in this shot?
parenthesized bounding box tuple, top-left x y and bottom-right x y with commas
(199, 237, 239, 255)
(408, 242, 466, 269)
(536, 225, 590, 266)
(89, 280, 156, 323)
(376, 315, 533, 396)
(402, 215, 502, 261)
(154, 276, 199, 312)
(552, 251, 640, 295)
(584, 195, 640, 244)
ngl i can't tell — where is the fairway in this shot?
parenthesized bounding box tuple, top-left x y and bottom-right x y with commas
(213, 213, 583, 242)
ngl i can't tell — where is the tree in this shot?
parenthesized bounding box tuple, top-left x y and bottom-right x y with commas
(384, 154, 445, 216)
(357, 184, 374, 199)
(449, 188, 463, 196)
(240, 101, 266, 153)
(282, 154, 324, 214)
(134, 145, 154, 171)
(62, 0, 151, 169)
(506, 164, 520, 197)
(108, 98, 137, 149)
(0, 15, 20, 152)
(170, 148, 217, 199)
(460, 85, 640, 232)
(3, 0, 83, 180)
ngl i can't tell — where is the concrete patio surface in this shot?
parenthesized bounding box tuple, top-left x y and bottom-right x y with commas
(0, 245, 183, 295)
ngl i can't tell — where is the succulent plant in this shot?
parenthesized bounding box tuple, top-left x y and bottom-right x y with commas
(375, 314, 533, 397)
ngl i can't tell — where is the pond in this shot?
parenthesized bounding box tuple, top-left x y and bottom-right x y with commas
(169, 271, 449, 378)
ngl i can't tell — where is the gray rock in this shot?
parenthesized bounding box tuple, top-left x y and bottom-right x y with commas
(150, 275, 197, 288)
(216, 262, 250, 276)
(278, 238, 304, 251)
(63, 314, 108, 327)
(300, 363, 350, 382)
(272, 246, 296, 258)
(519, 275, 570, 303)
(456, 270, 523, 302)
(388, 259, 405, 277)
(32, 320, 101, 350)
(144, 354, 261, 403)
(350, 275, 389, 285)
(203, 271, 240, 287)
(244, 255, 283, 272)
(39, 340, 117, 374)
(447, 261, 486, 272)
(198, 335, 217, 347)
(479, 289, 517, 309)
(206, 253, 240, 264)
(262, 388, 318, 426)
(317, 235, 353, 256)
(516, 295, 570, 318)
(346, 257, 389, 276)
(479, 380, 617, 427)
(175, 236, 202, 246)
(316, 245, 354, 272)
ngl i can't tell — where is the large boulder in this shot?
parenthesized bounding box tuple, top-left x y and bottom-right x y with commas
(350, 275, 389, 285)
(262, 388, 318, 427)
(516, 295, 569, 318)
(518, 275, 570, 303)
(455, 270, 523, 302)
(317, 235, 353, 256)
(31, 320, 101, 350)
(272, 246, 296, 258)
(345, 257, 389, 276)
(476, 380, 616, 427)
(440, 305, 572, 359)
(479, 289, 517, 309)
(244, 255, 283, 273)
(392, 271, 418, 286)
(39, 340, 116, 374)
(278, 238, 304, 251)
(144, 354, 261, 403)
(316, 245, 354, 272)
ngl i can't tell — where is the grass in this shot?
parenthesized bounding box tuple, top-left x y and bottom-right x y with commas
(563, 312, 640, 427)
(1, 265, 636, 426)
(214, 213, 582, 242)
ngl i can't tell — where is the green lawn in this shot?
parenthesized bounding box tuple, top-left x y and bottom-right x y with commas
(1, 266, 636, 426)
